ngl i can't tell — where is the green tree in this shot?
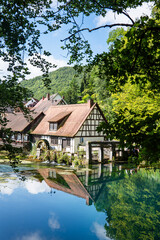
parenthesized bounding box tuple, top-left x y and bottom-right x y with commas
(0, 0, 57, 150)
(102, 80, 160, 161)
(79, 66, 115, 123)
(0, 0, 56, 122)
(61, 78, 80, 104)
(107, 27, 126, 50)
(21, 67, 82, 100)
(51, 0, 160, 68)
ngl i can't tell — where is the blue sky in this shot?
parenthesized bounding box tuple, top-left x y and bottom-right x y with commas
(0, 2, 153, 79)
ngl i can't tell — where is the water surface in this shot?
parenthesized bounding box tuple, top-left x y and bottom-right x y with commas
(0, 162, 160, 240)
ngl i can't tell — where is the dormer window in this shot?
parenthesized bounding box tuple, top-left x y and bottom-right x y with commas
(49, 122, 58, 131)
(48, 111, 71, 131)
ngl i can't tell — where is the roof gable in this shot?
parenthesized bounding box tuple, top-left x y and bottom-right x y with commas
(75, 104, 107, 137)
(32, 102, 107, 137)
(32, 103, 96, 137)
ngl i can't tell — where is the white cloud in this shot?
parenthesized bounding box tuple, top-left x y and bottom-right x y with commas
(91, 222, 111, 240)
(0, 175, 50, 195)
(17, 231, 45, 240)
(48, 212, 60, 231)
(0, 54, 68, 80)
(24, 180, 50, 194)
(26, 55, 68, 79)
(0, 58, 9, 78)
(0, 176, 22, 195)
(96, 2, 153, 27)
(0, 182, 17, 195)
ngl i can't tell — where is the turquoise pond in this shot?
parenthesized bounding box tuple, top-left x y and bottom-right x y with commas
(0, 162, 160, 240)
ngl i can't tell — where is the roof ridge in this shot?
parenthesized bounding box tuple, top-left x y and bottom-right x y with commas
(50, 103, 88, 108)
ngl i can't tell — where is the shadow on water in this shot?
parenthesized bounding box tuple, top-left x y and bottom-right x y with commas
(0, 162, 160, 240)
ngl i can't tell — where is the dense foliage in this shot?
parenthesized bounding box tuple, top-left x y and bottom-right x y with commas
(0, 0, 56, 128)
(107, 81, 160, 162)
(21, 67, 82, 102)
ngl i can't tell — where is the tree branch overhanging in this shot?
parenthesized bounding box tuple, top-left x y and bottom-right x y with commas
(92, 0, 135, 24)
(61, 23, 134, 42)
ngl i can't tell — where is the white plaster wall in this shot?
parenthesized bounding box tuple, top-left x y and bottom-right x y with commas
(40, 135, 50, 142)
(50, 145, 59, 150)
(39, 135, 104, 154)
(70, 138, 74, 153)
(58, 138, 62, 151)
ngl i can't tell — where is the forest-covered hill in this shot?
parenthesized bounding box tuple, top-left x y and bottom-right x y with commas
(21, 66, 82, 100)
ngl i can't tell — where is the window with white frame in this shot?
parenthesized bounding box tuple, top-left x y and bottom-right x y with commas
(17, 133, 21, 141)
(24, 134, 29, 141)
(49, 122, 58, 131)
(51, 136, 58, 145)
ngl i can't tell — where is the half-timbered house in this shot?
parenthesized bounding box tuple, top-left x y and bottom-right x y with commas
(31, 100, 107, 153)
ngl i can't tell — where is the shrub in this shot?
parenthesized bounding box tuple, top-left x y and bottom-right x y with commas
(43, 150, 50, 161)
(50, 150, 57, 162)
(57, 153, 70, 165)
(138, 147, 160, 164)
(72, 156, 82, 166)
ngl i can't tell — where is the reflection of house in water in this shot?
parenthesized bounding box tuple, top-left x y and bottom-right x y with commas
(76, 164, 125, 203)
(38, 168, 93, 205)
(38, 164, 138, 205)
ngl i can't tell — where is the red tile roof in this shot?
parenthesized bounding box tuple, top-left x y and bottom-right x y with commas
(31, 94, 66, 113)
(31, 98, 53, 113)
(38, 168, 93, 202)
(2, 112, 43, 132)
(48, 111, 71, 122)
(32, 102, 97, 137)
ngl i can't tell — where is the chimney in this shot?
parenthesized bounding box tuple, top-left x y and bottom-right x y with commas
(87, 99, 94, 108)
(47, 93, 50, 100)
(42, 96, 44, 100)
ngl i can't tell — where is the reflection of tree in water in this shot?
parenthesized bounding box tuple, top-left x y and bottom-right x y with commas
(9, 162, 44, 182)
(10, 164, 26, 181)
(94, 168, 160, 240)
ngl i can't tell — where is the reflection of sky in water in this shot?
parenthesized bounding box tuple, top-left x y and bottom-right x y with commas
(48, 212, 60, 231)
(0, 165, 107, 240)
(0, 173, 50, 195)
(16, 231, 45, 240)
(91, 222, 111, 240)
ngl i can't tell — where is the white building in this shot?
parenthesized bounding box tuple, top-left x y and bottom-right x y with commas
(31, 100, 107, 154)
